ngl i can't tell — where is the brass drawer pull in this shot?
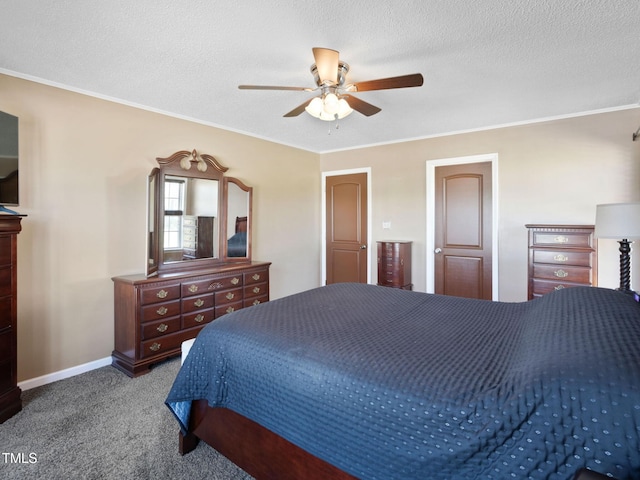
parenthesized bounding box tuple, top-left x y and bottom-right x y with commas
(156, 323, 168, 333)
(554, 235, 569, 243)
(156, 289, 168, 299)
(554, 269, 569, 278)
(194, 299, 204, 307)
(554, 254, 568, 262)
(225, 306, 235, 314)
(231, 277, 240, 285)
(225, 292, 235, 300)
(252, 274, 261, 281)
(149, 342, 161, 352)
(194, 314, 205, 323)
(156, 306, 168, 316)
(252, 287, 261, 294)
(252, 299, 261, 306)
(188, 284, 198, 293)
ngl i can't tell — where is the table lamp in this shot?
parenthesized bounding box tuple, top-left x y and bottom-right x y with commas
(595, 202, 640, 293)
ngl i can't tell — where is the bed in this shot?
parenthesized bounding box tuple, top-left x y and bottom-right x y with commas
(166, 283, 640, 479)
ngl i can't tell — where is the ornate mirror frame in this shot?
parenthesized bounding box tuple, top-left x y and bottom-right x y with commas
(146, 149, 253, 276)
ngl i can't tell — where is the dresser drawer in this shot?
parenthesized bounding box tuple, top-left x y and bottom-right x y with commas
(182, 216, 197, 227)
(532, 264, 592, 284)
(182, 232, 196, 244)
(183, 309, 215, 329)
(0, 330, 11, 359)
(215, 287, 243, 305)
(141, 317, 181, 340)
(182, 294, 214, 313)
(141, 300, 181, 322)
(215, 301, 243, 317)
(183, 275, 243, 295)
(532, 279, 585, 296)
(530, 231, 593, 248)
(140, 284, 180, 305)
(140, 332, 187, 359)
(378, 258, 406, 270)
(531, 250, 593, 267)
(0, 358, 12, 392)
(245, 269, 269, 285)
(244, 295, 269, 308)
(379, 276, 402, 286)
(0, 296, 11, 330)
(244, 283, 268, 299)
(0, 236, 11, 267)
(0, 266, 12, 297)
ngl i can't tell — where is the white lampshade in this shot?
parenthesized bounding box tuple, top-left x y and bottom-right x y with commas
(323, 93, 339, 115)
(595, 203, 640, 239)
(336, 98, 353, 119)
(305, 97, 324, 118)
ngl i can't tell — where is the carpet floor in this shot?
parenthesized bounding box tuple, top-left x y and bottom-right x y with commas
(0, 358, 254, 480)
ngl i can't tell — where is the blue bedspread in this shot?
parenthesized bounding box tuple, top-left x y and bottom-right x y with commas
(166, 284, 640, 479)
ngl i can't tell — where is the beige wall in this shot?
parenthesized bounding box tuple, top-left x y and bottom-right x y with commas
(0, 74, 320, 381)
(2, 71, 639, 383)
(321, 108, 640, 301)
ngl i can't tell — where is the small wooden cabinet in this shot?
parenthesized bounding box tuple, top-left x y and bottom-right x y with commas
(112, 261, 270, 377)
(526, 224, 597, 300)
(0, 215, 23, 423)
(377, 241, 412, 290)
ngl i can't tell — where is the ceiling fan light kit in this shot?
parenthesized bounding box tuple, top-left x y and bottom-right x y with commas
(238, 47, 424, 122)
(305, 92, 353, 121)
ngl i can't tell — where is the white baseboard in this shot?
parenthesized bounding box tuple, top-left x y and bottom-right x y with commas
(18, 356, 112, 391)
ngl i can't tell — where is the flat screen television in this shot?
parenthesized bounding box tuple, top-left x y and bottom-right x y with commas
(0, 111, 19, 208)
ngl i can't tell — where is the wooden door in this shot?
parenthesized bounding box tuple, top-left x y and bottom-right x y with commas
(326, 173, 368, 284)
(434, 162, 492, 299)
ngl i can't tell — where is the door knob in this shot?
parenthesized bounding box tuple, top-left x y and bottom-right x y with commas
(360, 244, 367, 250)
(434, 248, 442, 254)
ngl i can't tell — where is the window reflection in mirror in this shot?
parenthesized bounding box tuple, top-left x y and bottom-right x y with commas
(163, 176, 219, 263)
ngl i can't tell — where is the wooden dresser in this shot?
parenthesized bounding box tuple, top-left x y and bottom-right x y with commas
(377, 241, 412, 290)
(526, 225, 597, 300)
(0, 215, 23, 423)
(112, 261, 270, 377)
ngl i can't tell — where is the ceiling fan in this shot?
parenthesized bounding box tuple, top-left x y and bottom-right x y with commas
(238, 47, 424, 121)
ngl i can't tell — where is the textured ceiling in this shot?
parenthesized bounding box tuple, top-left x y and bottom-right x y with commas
(1, 0, 639, 153)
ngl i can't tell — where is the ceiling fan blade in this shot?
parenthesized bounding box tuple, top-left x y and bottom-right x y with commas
(238, 85, 312, 91)
(342, 95, 381, 116)
(312, 47, 339, 85)
(351, 73, 424, 92)
(283, 98, 315, 117)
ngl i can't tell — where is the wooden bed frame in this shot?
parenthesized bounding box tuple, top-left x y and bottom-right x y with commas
(179, 400, 357, 480)
(178, 401, 613, 480)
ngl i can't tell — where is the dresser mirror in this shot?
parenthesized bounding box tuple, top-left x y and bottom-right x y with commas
(146, 149, 253, 276)
(223, 177, 252, 260)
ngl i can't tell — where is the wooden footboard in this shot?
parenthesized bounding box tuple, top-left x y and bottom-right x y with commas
(179, 400, 357, 480)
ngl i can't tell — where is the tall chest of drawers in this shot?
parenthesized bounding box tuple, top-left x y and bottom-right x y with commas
(182, 216, 215, 259)
(112, 261, 270, 377)
(526, 225, 597, 300)
(377, 241, 412, 290)
(0, 216, 23, 423)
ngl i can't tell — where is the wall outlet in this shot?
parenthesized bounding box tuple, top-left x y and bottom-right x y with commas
(382, 221, 391, 229)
